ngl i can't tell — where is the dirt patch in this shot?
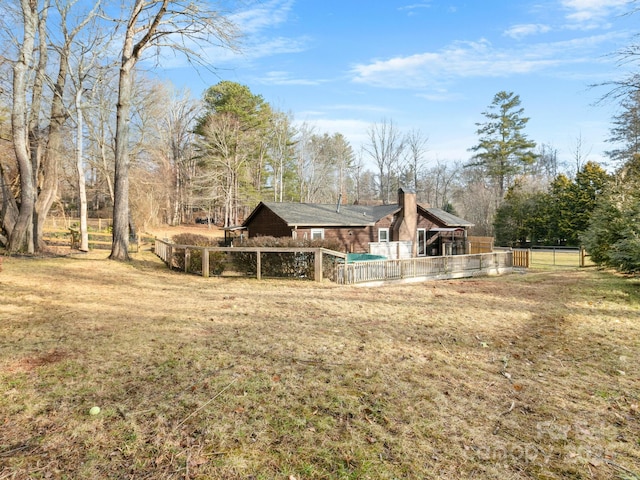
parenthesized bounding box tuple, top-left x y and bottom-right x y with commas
(7, 349, 71, 373)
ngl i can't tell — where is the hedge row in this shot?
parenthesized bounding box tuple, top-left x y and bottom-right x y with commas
(171, 234, 343, 280)
(171, 233, 226, 275)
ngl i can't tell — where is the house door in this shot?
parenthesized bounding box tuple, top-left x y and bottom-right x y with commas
(417, 228, 426, 256)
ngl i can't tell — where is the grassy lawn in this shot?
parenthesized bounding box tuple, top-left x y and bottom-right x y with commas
(0, 250, 638, 479)
(529, 250, 595, 270)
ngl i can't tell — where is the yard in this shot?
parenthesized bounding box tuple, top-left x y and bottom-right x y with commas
(0, 249, 638, 479)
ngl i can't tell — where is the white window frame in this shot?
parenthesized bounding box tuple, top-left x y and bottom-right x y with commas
(417, 228, 427, 256)
(378, 228, 390, 243)
(311, 228, 324, 240)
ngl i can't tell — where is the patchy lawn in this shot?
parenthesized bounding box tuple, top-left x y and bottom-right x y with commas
(0, 250, 638, 479)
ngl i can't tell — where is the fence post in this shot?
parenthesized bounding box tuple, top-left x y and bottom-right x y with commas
(256, 249, 262, 280)
(314, 249, 323, 282)
(184, 248, 190, 273)
(202, 248, 209, 278)
(167, 244, 173, 269)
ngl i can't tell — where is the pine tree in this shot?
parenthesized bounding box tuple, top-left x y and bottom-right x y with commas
(468, 91, 537, 202)
(606, 90, 640, 165)
(581, 156, 640, 272)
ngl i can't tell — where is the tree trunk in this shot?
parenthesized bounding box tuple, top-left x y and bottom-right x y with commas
(110, 0, 169, 261)
(75, 89, 89, 251)
(0, 163, 18, 243)
(110, 61, 134, 261)
(34, 37, 71, 251)
(8, 0, 38, 253)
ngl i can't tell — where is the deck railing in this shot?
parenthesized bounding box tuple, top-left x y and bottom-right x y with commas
(335, 252, 513, 285)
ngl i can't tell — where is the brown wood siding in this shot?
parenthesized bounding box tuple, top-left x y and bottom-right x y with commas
(416, 215, 436, 231)
(245, 206, 292, 238)
(294, 226, 375, 253)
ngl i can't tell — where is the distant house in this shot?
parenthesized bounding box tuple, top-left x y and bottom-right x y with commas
(241, 188, 474, 258)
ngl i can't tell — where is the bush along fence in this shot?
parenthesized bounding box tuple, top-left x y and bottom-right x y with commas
(154, 238, 347, 282)
(155, 237, 514, 285)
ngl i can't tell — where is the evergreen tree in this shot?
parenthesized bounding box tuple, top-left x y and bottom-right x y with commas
(606, 89, 640, 165)
(468, 91, 537, 202)
(547, 174, 575, 244)
(581, 156, 640, 272)
(494, 180, 548, 246)
(195, 81, 275, 226)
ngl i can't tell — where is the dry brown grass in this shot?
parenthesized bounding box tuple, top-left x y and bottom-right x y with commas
(144, 224, 225, 241)
(0, 249, 638, 479)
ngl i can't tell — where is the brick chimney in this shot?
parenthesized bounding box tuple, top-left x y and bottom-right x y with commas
(393, 188, 418, 256)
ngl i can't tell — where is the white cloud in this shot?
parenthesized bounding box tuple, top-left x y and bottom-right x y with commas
(398, 2, 432, 13)
(561, 0, 628, 24)
(259, 71, 324, 86)
(242, 36, 309, 60)
(503, 23, 552, 39)
(230, 0, 295, 34)
(350, 32, 622, 89)
(416, 91, 464, 102)
(219, 0, 310, 64)
(350, 39, 560, 88)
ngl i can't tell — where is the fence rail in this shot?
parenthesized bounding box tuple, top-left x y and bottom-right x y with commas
(155, 239, 514, 285)
(43, 228, 140, 252)
(511, 247, 593, 269)
(155, 239, 346, 282)
(336, 252, 512, 285)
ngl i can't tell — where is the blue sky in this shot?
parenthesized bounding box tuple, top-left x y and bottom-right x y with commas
(163, 0, 637, 170)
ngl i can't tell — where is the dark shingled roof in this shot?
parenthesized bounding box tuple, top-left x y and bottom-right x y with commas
(243, 202, 474, 228)
(253, 202, 400, 227)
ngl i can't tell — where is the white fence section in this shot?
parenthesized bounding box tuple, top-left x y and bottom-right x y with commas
(369, 241, 413, 259)
(335, 252, 513, 285)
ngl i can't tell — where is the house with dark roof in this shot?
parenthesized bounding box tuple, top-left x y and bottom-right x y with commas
(241, 188, 474, 257)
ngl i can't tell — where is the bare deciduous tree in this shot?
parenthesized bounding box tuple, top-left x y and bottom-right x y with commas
(110, 0, 239, 260)
(404, 128, 428, 198)
(8, 0, 38, 253)
(364, 119, 405, 204)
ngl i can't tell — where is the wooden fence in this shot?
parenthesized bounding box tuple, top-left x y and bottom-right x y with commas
(44, 217, 112, 231)
(155, 239, 514, 285)
(512, 249, 530, 268)
(154, 239, 346, 282)
(43, 228, 140, 252)
(468, 236, 494, 254)
(513, 247, 592, 269)
(335, 252, 513, 285)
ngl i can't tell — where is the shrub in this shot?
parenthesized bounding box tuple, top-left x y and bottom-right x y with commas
(171, 233, 226, 275)
(231, 236, 343, 280)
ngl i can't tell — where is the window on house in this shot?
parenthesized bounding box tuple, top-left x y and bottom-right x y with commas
(417, 228, 426, 256)
(378, 228, 389, 243)
(311, 229, 324, 240)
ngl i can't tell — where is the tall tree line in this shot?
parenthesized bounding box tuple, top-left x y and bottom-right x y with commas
(0, 0, 239, 259)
